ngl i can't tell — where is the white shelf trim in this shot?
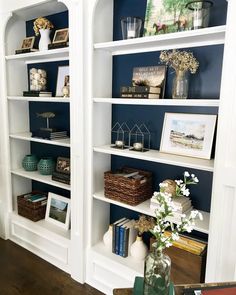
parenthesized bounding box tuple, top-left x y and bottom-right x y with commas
(93, 191, 210, 234)
(93, 98, 220, 107)
(5, 47, 69, 63)
(11, 169, 71, 191)
(10, 211, 71, 242)
(94, 145, 214, 172)
(94, 26, 226, 55)
(8, 96, 70, 103)
(10, 132, 70, 148)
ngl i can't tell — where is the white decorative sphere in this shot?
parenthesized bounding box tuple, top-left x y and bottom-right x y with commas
(30, 68, 37, 74)
(34, 73, 41, 80)
(39, 77, 47, 86)
(32, 79, 38, 86)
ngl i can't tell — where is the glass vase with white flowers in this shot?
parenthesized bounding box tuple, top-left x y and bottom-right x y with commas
(144, 171, 202, 295)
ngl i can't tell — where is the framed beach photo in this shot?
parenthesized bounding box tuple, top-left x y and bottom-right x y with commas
(52, 28, 69, 44)
(21, 36, 35, 49)
(55, 65, 69, 97)
(160, 113, 217, 159)
(45, 192, 71, 230)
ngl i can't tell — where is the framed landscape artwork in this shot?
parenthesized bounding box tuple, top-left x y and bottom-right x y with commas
(160, 113, 217, 159)
(144, 0, 191, 36)
(45, 192, 71, 230)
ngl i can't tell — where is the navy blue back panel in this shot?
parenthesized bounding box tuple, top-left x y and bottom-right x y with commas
(110, 0, 227, 228)
(25, 11, 70, 196)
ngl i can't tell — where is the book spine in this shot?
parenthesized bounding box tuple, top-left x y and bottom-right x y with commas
(115, 224, 120, 254)
(52, 176, 70, 185)
(119, 226, 125, 256)
(120, 86, 161, 94)
(122, 228, 130, 257)
(121, 93, 160, 99)
(112, 223, 116, 254)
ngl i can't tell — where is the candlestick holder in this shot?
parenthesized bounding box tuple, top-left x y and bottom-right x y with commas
(121, 17, 143, 40)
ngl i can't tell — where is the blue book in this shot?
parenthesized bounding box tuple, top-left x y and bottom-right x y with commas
(119, 219, 136, 257)
(115, 219, 129, 255)
(119, 219, 130, 256)
(112, 217, 126, 254)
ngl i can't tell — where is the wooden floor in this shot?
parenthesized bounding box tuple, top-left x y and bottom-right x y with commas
(0, 239, 104, 295)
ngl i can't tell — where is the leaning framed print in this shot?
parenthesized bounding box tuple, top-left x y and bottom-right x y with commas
(160, 113, 217, 159)
(45, 192, 71, 230)
(52, 28, 69, 44)
(21, 36, 35, 49)
(55, 65, 69, 97)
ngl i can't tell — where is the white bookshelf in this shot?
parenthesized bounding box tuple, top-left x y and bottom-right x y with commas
(8, 96, 70, 103)
(10, 132, 70, 147)
(94, 145, 214, 172)
(93, 98, 220, 107)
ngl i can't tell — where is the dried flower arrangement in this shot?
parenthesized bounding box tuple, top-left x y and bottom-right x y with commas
(160, 49, 199, 74)
(134, 215, 155, 236)
(33, 17, 54, 36)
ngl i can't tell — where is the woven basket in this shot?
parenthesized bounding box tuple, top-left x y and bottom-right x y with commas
(17, 191, 47, 222)
(104, 167, 152, 205)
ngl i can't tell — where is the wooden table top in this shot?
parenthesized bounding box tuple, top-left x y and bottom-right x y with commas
(113, 282, 236, 295)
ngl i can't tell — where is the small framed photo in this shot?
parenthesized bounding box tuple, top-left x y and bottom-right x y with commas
(45, 192, 71, 230)
(21, 36, 35, 49)
(55, 65, 69, 97)
(56, 157, 70, 175)
(160, 113, 217, 159)
(52, 28, 69, 44)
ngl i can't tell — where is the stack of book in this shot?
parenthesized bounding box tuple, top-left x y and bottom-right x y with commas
(150, 195, 193, 222)
(163, 231, 207, 256)
(120, 86, 161, 99)
(112, 217, 137, 258)
(48, 41, 69, 50)
(23, 91, 52, 97)
(32, 129, 68, 140)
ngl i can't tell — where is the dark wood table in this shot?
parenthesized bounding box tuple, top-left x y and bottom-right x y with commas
(113, 282, 236, 295)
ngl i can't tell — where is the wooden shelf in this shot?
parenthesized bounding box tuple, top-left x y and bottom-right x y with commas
(94, 98, 220, 107)
(93, 191, 210, 234)
(5, 47, 69, 64)
(94, 26, 226, 55)
(8, 96, 70, 102)
(94, 145, 214, 172)
(11, 168, 71, 191)
(10, 132, 70, 148)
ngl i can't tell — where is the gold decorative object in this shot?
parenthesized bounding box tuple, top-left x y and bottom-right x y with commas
(33, 17, 54, 36)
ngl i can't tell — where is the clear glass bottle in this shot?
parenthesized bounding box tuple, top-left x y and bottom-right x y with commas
(172, 70, 188, 99)
(143, 249, 171, 295)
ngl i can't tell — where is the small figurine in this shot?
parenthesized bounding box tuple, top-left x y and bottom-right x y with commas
(36, 112, 55, 131)
(62, 75, 70, 97)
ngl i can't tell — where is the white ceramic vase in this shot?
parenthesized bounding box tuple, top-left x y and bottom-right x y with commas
(39, 29, 51, 51)
(130, 235, 148, 260)
(103, 225, 113, 250)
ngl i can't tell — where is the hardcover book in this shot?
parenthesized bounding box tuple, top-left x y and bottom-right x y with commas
(121, 92, 160, 99)
(132, 66, 166, 98)
(15, 48, 38, 54)
(183, 285, 236, 295)
(112, 217, 126, 254)
(120, 86, 161, 94)
(23, 91, 52, 97)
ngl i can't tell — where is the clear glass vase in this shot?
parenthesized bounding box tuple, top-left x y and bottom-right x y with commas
(143, 249, 171, 295)
(172, 70, 188, 99)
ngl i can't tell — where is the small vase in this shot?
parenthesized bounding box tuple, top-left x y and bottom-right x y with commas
(37, 157, 55, 175)
(38, 29, 51, 51)
(144, 249, 171, 295)
(103, 225, 113, 250)
(22, 154, 38, 171)
(172, 70, 188, 99)
(130, 235, 148, 260)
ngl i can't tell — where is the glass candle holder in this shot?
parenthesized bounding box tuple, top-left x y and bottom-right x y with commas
(186, 0, 213, 30)
(121, 17, 143, 39)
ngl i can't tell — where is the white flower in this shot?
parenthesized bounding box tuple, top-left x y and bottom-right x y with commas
(153, 191, 159, 197)
(194, 177, 199, 183)
(184, 171, 190, 177)
(191, 174, 195, 178)
(190, 210, 199, 219)
(166, 241, 173, 248)
(171, 232, 179, 241)
(182, 188, 190, 196)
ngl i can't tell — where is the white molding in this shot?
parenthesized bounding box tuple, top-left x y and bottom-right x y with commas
(8, 96, 70, 103)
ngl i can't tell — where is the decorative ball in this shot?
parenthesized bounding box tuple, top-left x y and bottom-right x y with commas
(32, 79, 38, 86)
(34, 73, 41, 80)
(39, 77, 47, 86)
(162, 179, 176, 197)
(30, 68, 37, 74)
(38, 69, 47, 77)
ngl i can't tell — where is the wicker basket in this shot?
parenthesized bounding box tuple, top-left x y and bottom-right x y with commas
(17, 191, 47, 222)
(104, 167, 152, 205)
